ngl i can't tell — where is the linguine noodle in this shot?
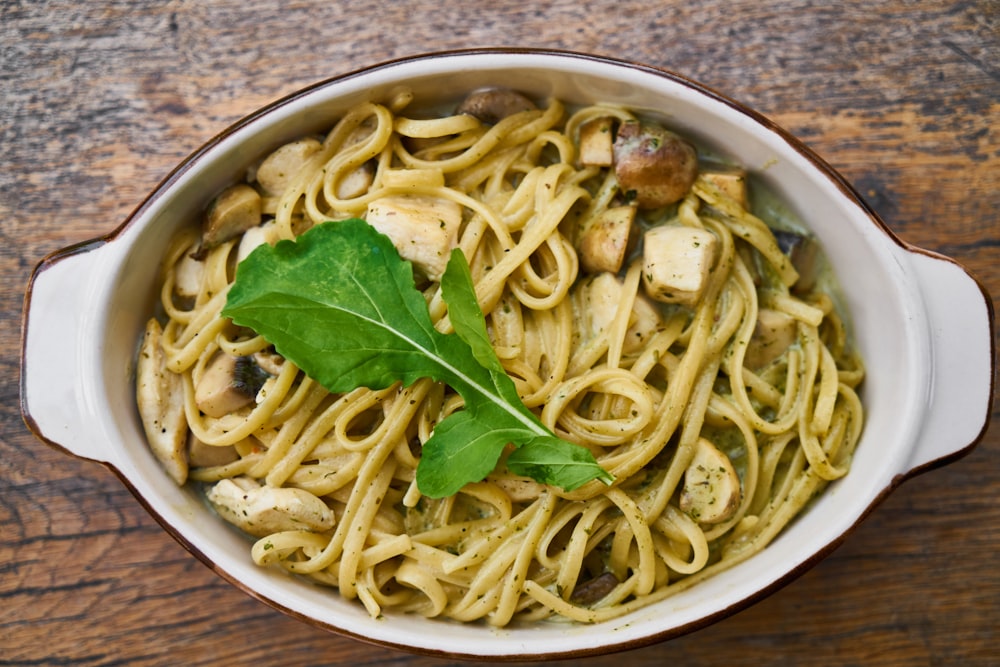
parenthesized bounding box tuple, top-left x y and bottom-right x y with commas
(138, 89, 864, 626)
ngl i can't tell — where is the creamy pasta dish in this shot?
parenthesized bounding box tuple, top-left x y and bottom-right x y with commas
(136, 87, 864, 626)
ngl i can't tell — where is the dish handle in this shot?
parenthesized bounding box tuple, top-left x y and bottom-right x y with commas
(21, 239, 118, 464)
(903, 248, 995, 474)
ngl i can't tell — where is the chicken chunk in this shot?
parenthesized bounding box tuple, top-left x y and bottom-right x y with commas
(136, 318, 188, 484)
(641, 225, 718, 306)
(335, 161, 376, 200)
(577, 116, 616, 167)
(365, 194, 463, 281)
(206, 477, 336, 538)
(744, 308, 798, 369)
(255, 138, 322, 197)
(701, 167, 749, 209)
(173, 252, 205, 300)
(236, 220, 280, 263)
(576, 272, 662, 355)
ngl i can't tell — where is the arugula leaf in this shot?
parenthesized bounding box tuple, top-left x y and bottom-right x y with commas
(222, 219, 613, 498)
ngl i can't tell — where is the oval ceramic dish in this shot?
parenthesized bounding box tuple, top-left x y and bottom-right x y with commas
(21, 49, 995, 659)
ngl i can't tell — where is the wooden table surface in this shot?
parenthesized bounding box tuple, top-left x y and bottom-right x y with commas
(4, 1, 998, 665)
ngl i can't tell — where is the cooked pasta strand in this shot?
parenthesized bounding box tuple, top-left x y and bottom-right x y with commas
(138, 90, 865, 627)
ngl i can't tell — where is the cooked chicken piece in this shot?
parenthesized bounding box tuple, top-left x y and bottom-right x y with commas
(335, 161, 376, 200)
(202, 183, 262, 250)
(173, 251, 204, 300)
(365, 194, 463, 281)
(456, 88, 537, 125)
(195, 353, 271, 419)
(577, 116, 616, 167)
(236, 220, 279, 263)
(206, 477, 336, 538)
(744, 308, 798, 369)
(136, 318, 188, 484)
(255, 138, 322, 197)
(577, 205, 636, 275)
(679, 438, 741, 524)
(613, 120, 699, 209)
(576, 272, 661, 355)
(701, 167, 749, 209)
(641, 225, 718, 306)
(625, 293, 662, 355)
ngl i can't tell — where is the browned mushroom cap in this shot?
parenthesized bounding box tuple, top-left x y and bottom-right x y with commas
(613, 120, 698, 209)
(577, 205, 637, 275)
(456, 88, 537, 125)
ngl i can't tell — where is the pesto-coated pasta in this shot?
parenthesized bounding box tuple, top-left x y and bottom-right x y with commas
(136, 88, 864, 627)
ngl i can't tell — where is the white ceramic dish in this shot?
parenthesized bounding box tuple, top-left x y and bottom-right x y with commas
(21, 49, 994, 659)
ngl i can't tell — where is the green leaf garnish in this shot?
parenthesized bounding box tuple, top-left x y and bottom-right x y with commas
(222, 219, 613, 498)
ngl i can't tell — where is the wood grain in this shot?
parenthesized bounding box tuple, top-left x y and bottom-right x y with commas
(4, 0, 997, 665)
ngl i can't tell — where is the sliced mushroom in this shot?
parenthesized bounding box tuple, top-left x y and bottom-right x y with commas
(613, 120, 698, 209)
(744, 308, 798, 370)
(577, 116, 616, 167)
(195, 353, 271, 419)
(773, 229, 820, 294)
(202, 183, 262, 250)
(206, 477, 336, 538)
(136, 318, 188, 484)
(577, 205, 636, 275)
(641, 225, 718, 306)
(187, 432, 239, 468)
(679, 438, 741, 524)
(701, 167, 749, 209)
(255, 138, 322, 197)
(735, 240, 763, 288)
(570, 571, 620, 606)
(456, 88, 537, 125)
(365, 194, 464, 281)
